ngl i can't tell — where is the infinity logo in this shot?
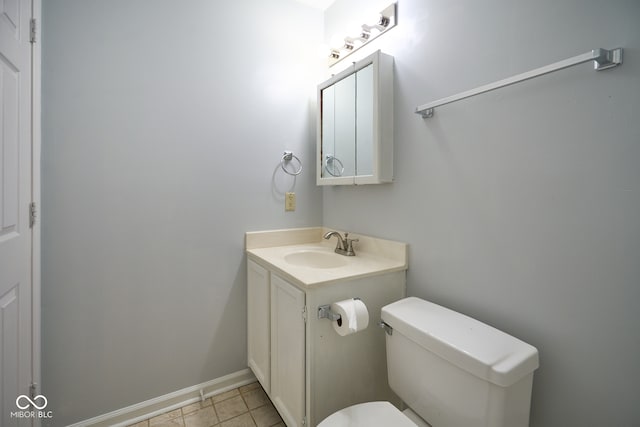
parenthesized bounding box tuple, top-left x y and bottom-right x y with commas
(16, 395, 48, 410)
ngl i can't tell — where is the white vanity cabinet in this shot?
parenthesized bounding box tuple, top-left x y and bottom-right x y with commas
(246, 256, 406, 427)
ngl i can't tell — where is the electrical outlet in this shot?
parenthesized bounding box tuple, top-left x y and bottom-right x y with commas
(285, 192, 296, 212)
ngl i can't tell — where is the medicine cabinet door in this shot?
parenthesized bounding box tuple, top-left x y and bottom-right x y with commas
(355, 64, 374, 177)
(317, 50, 393, 186)
(321, 73, 356, 179)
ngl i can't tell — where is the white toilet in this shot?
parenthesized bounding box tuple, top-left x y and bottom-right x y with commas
(318, 297, 539, 427)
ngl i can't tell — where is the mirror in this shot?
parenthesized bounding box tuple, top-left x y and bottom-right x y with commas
(322, 71, 356, 178)
(317, 50, 393, 185)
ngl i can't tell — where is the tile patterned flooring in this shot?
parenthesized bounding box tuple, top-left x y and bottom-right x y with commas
(128, 382, 284, 427)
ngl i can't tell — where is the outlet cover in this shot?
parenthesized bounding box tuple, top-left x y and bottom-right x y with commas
(285, 192, 296, 211)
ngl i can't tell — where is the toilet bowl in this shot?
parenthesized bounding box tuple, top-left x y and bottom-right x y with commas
(318, 402, 416, 427)
(318, 297, 539, 427)
(318, 401, 432, 427)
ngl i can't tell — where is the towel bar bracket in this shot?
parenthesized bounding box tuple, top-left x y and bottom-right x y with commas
(593, 48, 623, 70)
(420, 108, 434, 119)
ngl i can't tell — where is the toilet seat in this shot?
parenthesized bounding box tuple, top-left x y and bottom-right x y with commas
(317, 401, 417, 427)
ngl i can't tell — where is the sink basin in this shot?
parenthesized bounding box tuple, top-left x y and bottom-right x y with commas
(284, 250, 349, 269)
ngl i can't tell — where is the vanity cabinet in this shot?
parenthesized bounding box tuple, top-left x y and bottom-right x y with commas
(246, 258, 405, 427)
(317, 50, 394, 185)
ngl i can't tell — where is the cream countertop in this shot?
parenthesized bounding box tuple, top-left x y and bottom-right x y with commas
(245, 227, 408, 288)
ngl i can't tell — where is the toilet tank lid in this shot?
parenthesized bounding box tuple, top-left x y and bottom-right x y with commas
(381, 297, 539, 387)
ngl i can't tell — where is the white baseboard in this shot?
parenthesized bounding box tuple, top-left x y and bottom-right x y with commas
(67, 369, 257, 427)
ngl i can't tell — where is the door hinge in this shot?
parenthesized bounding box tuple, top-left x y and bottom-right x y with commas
(29, 202, 37, 228)
(30, 18, 37, 43)
(29, 383, 38, 399)
(302, 416, 306, 426)
(302, 306, 307, 323)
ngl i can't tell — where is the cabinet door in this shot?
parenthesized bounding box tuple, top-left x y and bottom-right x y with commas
(247, 260, 270, 392)
(271, 274, 306, 427)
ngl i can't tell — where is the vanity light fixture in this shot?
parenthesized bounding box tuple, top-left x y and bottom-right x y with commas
(328, 2, 397, 67)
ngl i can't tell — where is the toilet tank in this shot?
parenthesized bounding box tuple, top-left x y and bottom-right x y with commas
(381, 297, 539, 427)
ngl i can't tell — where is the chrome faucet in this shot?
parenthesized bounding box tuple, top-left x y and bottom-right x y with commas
(323, 231, 359, 256)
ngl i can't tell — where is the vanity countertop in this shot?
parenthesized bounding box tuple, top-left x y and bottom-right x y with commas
(246, 227, 408, 287)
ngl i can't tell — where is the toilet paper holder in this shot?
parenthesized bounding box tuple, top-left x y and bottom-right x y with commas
(317, 297, 362, 321)
(317, 305, 341, 321)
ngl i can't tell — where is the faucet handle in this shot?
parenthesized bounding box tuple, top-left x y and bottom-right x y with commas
(344, 234, 359, 255)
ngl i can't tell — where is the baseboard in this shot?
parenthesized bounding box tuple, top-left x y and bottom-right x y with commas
(67, 368, 257, 427)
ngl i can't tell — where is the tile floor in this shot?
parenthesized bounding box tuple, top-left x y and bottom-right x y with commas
(128, 382, 284, 427)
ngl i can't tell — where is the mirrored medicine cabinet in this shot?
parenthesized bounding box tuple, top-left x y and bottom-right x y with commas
(317, 50, 394, 185)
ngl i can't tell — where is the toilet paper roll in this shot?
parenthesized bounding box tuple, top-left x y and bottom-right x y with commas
(331, 298, 369, 336)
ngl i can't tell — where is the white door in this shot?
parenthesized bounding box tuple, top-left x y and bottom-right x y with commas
(0, 0, 38, 425)
(270, 274, 305, 427)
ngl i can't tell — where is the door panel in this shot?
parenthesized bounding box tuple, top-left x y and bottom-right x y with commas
(1, 0, 20, 40)
(1, 286, 20, 422)
(1, 55, 19, 235)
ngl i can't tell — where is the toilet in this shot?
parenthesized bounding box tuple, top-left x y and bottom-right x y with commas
(318, 297, 539, 427)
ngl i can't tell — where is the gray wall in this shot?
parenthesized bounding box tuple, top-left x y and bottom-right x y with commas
(41, 1, 322, 425)
(324, 0, 640, 426)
